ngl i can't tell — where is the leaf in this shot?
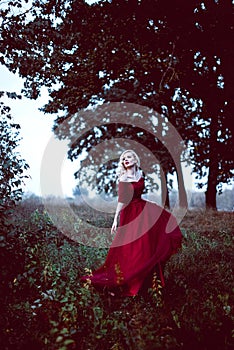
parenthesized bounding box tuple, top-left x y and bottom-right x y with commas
(63, 339, 75, 346)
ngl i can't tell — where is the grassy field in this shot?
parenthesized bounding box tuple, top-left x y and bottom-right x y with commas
(0, 199, 233, 350)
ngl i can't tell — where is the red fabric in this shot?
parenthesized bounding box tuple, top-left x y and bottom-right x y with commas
(81, 177, 182, 296)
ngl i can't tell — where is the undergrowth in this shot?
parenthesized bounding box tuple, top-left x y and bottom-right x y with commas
(0, 201, 233, 350)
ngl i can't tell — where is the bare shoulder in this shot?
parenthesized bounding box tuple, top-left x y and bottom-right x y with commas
(119, 174, 128, 182)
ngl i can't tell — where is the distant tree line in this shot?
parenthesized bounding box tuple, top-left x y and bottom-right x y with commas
(169, 188, 234, 212)
(0, 0, 233, 210)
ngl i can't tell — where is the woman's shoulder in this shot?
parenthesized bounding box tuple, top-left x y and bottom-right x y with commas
(119, 174, 129, 182)
(118, 169, 144, 183)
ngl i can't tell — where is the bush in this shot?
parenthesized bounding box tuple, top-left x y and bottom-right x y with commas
(0, 95, 29, 249)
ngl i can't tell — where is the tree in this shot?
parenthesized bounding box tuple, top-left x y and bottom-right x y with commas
(173, 0, 234, 208)
(0, 0, 233, 209)
(0, 91, 30, 233)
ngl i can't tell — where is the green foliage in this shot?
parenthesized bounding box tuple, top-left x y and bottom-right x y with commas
(0, 202, 233, 349)
(0, 0, 233, 208)
(0, 93, 29, 240)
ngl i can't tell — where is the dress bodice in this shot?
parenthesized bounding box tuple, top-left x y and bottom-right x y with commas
(118, 177, 145, 204)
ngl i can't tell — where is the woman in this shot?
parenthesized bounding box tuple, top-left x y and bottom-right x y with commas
(81, 150, 182, 296)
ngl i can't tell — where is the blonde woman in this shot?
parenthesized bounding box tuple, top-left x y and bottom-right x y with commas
(81, 150, 182, 296)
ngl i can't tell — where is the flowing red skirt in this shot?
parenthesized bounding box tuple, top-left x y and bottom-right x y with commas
(81, 198, 182, 296)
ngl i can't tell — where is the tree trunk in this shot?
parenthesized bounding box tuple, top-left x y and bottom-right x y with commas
(160, 167, 170, 208)
(206, 164, 218, 209)
(205, 117, 219, 210)
(176, 157, 188, 208)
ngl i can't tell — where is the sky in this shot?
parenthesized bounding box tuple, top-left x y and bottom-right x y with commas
(1, 64, 232, 199)
(0, 65, 78, 197)
(0, 65, 192, 199)
(0, 0, 219, 200)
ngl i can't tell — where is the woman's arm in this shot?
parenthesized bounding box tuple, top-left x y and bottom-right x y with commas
(111, 201, 124, 234)
(111, 178, 129, 234)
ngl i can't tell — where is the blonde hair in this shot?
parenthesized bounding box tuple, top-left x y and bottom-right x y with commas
(116, 150, 141, 178)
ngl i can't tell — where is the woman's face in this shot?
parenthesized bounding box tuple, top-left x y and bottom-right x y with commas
(122, 152, 136, 169)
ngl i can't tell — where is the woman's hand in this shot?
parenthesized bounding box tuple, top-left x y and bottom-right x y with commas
(111, 202, 123, 235)
(111, 218, 118, 235)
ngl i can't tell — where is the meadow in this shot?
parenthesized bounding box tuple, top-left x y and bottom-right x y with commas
(0, 198, 233, 350)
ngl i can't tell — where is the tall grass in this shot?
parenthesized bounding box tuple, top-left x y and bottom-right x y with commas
(0, 201, 233, 350)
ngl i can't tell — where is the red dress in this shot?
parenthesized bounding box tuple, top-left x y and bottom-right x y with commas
(81, 177, 182, 296)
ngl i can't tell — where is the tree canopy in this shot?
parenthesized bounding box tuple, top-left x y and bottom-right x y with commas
(0, 0, 233, 209)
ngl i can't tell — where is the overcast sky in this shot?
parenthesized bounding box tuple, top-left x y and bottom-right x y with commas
(1, 64, 232, 200)
(0, 64, 189, 198)
(0, 65, 78, 197)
